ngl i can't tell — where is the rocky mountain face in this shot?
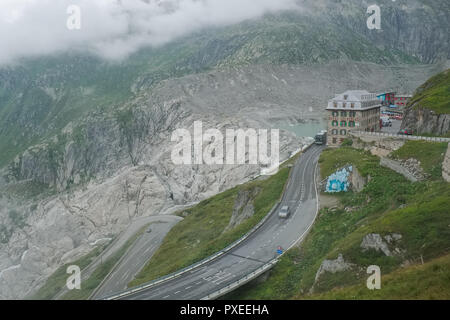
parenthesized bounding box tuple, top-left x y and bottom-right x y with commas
(0, 67, 311, 298)
(0, 0, 449, 299)
(402, 108, 450, 136)
(324, 0, 449, 63)
(401, 69, 450, 136)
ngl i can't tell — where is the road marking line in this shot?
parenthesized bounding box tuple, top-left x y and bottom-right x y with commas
(163, 295, 170, 299)
(286, 150, 321, 252)
(214, 273, 236, 285)
(175, 291, 181, 294)
(185, 286, 192, 290)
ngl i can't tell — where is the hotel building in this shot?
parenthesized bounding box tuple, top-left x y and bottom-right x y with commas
(326, 90, 381, 146)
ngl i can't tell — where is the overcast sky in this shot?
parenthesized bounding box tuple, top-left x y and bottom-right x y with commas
(0, 0, 298, 65)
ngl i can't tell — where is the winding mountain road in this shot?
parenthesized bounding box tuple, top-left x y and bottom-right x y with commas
(101, 144, 324, 300)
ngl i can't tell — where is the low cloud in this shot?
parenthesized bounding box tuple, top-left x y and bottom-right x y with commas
(0, 0, 298, 65)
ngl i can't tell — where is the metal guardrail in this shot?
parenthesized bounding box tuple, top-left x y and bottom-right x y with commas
(53, 237, 118, 300)
(351, 131, 450, 143)
(103, 142, 315, 300)
(201, 259, 279, 300)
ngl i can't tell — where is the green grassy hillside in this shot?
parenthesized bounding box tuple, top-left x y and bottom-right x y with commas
(129, 158, 294, 288)
(390, 141, 448, 179)
(225, 144, 450, 300)
(308, 253, 450, 300)
(408, 69, 450, 114)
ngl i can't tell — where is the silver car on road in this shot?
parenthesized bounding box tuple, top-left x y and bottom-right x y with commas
(278, 206, 290, 219)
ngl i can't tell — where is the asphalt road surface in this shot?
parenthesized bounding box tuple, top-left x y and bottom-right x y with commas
(54, 214, 182, 300)
(93, 217, 182, 299)
(107, 144, 324, 300)
(381, 119, 402, 134)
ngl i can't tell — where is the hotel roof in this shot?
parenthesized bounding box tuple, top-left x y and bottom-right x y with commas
(326, 90, 381, 111)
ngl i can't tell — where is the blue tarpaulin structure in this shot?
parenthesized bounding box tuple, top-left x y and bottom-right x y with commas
(326, 166, 353, 193)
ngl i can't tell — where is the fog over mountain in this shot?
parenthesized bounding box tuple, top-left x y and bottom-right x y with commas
(0, 0, 297, 64)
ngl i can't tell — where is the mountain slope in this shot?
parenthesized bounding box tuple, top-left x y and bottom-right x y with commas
(401, 69, 450, 135)
(1, 0, 449, 167)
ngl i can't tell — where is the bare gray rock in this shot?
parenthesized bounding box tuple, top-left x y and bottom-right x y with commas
(361, 233, 392, 256)
(224, 188, 261, 232)
(443, 144, 450, 182)
(361, 233, 403, 257)
(402, 107, 450, 136)
(350, 166, 366, 193)
(310, 254, 355, 293)
(314, 254, 355, 282)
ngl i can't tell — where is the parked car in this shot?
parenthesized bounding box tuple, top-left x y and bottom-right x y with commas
(398, 129, 413, 135)
(381, 118, 392, 127)
(278, 206, 290, 219)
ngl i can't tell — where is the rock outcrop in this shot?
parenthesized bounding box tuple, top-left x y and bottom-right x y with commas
(380, 157, 423, 182)
(311, 254, 355, 293)
(401, 69, 450, 136)
(314, 254, 355, 283)
(350, 166, 366, 193)
(360, 233, 403, 257)
(402, 107, 450, 136)
(443, 144, 450, 182)
(224, 188, 260, 232)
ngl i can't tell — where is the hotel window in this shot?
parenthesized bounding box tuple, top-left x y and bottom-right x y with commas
(332, 129, 338, 135)
(351, 103, 355, 108)
(341, 111, 347, 117)
(333, 102, 337, 108)
(340, 129, 347, 135)
(333, 138, 337, 144)
(343, 103, 346, 108)
(349, 111, 356, 117)
(332, 120, 338, 126)
(332, 111, 339, 117)
(349, 121, 355, 127)
(340, 121, 347, 127)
